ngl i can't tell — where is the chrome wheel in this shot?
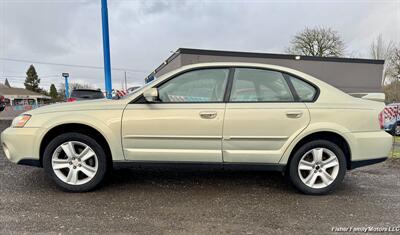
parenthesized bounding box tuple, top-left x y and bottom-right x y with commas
(51, 141, 98, 185)
(396, 125, 400, 136)
(297, 147, 340, 189)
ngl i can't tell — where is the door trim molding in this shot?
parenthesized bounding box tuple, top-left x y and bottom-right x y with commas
(123, 135, 221, 139)
(223, 136, 288, 140)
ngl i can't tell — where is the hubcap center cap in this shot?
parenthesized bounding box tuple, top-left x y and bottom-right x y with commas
(72, 159, 79, 167)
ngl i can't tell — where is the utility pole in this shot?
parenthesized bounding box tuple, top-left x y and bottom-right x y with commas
(101, 0, 112, 99)
(124, 71, 127, 91)
(397, 75, 400, 102)
(62, 73, 69, 98)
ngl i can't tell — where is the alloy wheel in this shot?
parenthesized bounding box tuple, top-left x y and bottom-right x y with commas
(297, 147, 340, 189)
(51, 141, 98, 185)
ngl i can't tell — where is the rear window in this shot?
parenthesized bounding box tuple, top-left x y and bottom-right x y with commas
(70, 90, 104, 99)
(288, 75, 317, 102)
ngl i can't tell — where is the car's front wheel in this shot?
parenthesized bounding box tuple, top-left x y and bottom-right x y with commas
(43, 132, 108, 192)
(288, 140, 346, 195)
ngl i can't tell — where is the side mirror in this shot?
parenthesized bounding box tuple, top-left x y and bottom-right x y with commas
(143, 88, 159, 102)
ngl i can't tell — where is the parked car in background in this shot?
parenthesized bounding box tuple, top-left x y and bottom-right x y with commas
(0, 96, 5, 112)
(1, 63, 393, 195)
(127, 86, 141, 93)
(67, 89, 105, 102)
(383, 103, 400, 136)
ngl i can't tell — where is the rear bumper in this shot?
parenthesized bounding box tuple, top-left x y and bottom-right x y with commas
(348, 130, 393, 162)
(350, 157, 387, 170)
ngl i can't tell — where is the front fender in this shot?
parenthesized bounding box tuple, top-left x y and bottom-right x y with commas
(28, 110, 125, 161)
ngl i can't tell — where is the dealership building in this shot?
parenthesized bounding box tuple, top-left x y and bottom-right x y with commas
(146, 48, 384, 93)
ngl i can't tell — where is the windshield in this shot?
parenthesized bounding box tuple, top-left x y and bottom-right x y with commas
(71, 90, 105, 99)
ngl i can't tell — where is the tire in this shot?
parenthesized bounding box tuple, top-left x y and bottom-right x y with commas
(395, 124, 400, 136)
(288, 140, 346, 195)
(43, 132, 108, 192)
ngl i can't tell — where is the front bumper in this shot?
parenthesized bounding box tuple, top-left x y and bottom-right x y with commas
(1, 127, 41, 165)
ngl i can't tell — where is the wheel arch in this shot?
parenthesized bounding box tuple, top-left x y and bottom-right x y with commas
(39, 123, 113, 168)
(285, 131, 352, 170)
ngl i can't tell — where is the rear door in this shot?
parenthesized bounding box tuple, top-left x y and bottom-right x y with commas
(222, 68, 314, 164)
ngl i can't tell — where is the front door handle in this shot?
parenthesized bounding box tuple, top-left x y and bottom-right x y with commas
(286, 111, 303, 118)
(199, 111, 217, 119)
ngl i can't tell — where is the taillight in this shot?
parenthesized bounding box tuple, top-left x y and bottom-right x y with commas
(67, 98, 77, 102)
(378, 110, 384, 129)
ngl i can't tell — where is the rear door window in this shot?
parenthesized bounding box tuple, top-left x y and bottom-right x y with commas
(229, 68, 294, 102)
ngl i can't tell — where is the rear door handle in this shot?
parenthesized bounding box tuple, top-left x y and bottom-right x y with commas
(199, 111, 217, 119)
(286, 111, 303, 118)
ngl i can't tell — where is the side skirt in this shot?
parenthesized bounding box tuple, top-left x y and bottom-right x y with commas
(112, 160, 286, 172)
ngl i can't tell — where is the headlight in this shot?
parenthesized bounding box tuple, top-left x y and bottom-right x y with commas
(12, 114, 31, 128)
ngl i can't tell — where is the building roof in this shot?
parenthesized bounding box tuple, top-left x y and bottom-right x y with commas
(149, 47, 385, 79)
(177, 48, 385, 64)
(0, 87, 50, 99)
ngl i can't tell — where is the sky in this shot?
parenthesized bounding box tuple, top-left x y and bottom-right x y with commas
(0, 0, 399, 90)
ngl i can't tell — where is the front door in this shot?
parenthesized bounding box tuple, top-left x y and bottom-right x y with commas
(222, 68, 313, 164)
(122, 68, 230, 162)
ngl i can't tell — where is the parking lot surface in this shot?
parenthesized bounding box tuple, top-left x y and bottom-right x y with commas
(1, 120, 400, 234)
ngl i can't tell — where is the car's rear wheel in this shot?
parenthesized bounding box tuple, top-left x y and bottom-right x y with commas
(288, 140, 346, 195)
(395, 124, 400, 136)
(43, 132, 108, 192)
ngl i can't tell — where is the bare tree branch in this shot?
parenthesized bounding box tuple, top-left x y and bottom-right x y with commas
(287, 26, 345, 57)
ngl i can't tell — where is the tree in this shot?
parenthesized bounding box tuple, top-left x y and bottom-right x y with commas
(382, 44, 400, 102)
(4, 78, 11, 88)
(384, 79, 400, 103)
(49, 84, 58, 99)
(387, 46, 400, 81)
(24, 65, 41, 92)
(369, 35, 394, 85)
(58, 82, 94, 99)
(287, 26, 345, 57)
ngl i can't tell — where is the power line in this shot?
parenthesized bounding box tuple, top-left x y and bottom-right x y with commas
(2, 74, 59, 78)
(0, 57, 149, 73)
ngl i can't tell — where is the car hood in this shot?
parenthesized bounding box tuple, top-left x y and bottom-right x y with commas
(26, 99, 127, 115)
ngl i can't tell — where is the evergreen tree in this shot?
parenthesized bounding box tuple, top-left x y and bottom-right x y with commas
(4, 78, 11, 88)
(24, 65, 41, 92)
(49, 84, 58, 99)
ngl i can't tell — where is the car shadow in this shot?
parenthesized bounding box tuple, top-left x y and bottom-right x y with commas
(102, 165, 295, 193)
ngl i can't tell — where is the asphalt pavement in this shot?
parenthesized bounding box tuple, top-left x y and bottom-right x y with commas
(1, 120, 400, 234)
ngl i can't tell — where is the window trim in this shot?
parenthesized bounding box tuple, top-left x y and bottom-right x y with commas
(284, 73, 320, 102)
(132, 66, 233, 104)
(226, 66, 320, 103)
(131, 66, 320, 104)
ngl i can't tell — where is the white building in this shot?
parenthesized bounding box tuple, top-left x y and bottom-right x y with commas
(0, 85, 51, 106)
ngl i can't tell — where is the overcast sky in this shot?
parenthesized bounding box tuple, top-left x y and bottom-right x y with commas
(0, 0, 399, 90)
